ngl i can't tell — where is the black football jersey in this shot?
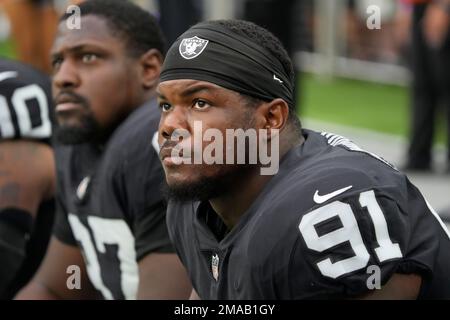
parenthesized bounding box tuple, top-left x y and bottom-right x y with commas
(0, 58, 53, 143)
(167, 129, 450, 299)
(0, 58, 55, 298)
(53, 100, 173, 300)
(0, 58, 54, 299)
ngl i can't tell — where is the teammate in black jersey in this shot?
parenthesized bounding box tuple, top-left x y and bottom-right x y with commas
(0, 58, 55, 298)
(17, 0, 190, 299)
(157, 20, 450, 299)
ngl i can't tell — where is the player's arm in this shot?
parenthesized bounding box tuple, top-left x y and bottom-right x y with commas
(137, 252, 191, 299)
(0, 140, 54, 215)
(15, 236, 101, 299)
(16, 171, 100, 300)
(357, 273, 422, 300)
(0, 140, 54, 293)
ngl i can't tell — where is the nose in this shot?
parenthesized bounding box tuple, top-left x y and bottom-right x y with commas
(159, 106, 188, 141)
(53, 59, 80, 90)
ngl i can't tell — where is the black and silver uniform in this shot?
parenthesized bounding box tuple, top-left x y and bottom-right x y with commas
(0, 58, 55, 299)
(168, 129, 450, 299)
(53, 100, 173, 299)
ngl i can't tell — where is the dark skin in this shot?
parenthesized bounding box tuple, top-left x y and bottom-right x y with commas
(158, 79, 422, 300)
(0, 139, 55, 296)
(0, 140, 55, 219)
(158, 79, 301, 227)
(50, 16, 161, 141)
(17, 15, 191, 300)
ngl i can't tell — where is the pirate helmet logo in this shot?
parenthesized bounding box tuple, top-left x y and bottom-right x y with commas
(179, 36, 209, 60)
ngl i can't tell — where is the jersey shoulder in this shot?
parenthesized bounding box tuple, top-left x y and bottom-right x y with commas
(95, 100, 165, 220)
(241, 131, 413, 293)
(104, 99, 161, 166)
(246, 131, 441, 298)
(0, 59, 53, 142)
(261, 130, 409, 225)
(249, 129, 407, 231)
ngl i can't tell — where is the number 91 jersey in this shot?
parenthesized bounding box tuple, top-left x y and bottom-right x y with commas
(167, 130, 450, 299)
(0, 58, 53, 142)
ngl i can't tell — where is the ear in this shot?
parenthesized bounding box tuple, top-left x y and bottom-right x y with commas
(258, 98, 290, 132)
(139, 48, 163, 89)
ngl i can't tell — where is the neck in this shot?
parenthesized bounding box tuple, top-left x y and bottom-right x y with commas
(209, 129, 304, 229)
(209, 167, 272, 229)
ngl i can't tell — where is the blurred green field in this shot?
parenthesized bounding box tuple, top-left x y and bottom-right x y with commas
(300, 73, 446, 145)
(0, 39, 16, 59)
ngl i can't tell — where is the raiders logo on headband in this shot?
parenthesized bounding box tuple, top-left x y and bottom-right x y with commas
(179, 36, 209, 60)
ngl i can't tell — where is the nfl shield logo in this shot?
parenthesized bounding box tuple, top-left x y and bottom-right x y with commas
(179, 36, 209, 60)
(211, 253, 219, 281)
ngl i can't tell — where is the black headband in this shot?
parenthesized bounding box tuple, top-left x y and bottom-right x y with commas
(160, 22, 294, 107)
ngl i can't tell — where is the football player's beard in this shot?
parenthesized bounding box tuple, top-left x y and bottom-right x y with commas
(161, 162, 255, 203)
(55, 112, 101, 145)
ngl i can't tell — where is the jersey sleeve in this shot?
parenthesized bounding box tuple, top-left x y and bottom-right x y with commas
(289, 185, 439, 299)
(0, 59, 53, 142)
(52, 196, 77, 246)
(52, 178, 77, 246)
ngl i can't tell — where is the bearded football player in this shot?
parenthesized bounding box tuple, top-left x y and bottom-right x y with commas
(17, 0, 190, 299)
(158, 19, 450, 299)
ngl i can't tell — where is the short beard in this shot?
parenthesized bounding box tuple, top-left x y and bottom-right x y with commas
(55, 114, 101, 145)
(161, 164, 254, 203)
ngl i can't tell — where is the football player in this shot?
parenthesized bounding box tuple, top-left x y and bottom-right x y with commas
(17, 0, 190, 299)
(158, 20, 450, 299)
(0, 58, 55, 298)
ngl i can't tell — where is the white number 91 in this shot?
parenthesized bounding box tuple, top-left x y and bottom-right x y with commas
(299, 190, 402, 279)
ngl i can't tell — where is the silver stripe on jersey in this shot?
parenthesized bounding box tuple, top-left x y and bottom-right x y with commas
(321, 132, 397, 170)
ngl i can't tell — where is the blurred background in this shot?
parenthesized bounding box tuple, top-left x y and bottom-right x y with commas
(0, 0, 448, 225)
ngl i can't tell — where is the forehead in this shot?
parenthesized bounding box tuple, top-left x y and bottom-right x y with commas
(158, 79, 238, 98)
(52, 15, 122, 53)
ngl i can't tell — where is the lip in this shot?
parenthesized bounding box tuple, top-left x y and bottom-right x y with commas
(162, 156, 189, 166)
(54, 92, 84, 112)
(159, 147, 173, 161)
(160, 147, 192, 166)
(55, 102, 83, 113)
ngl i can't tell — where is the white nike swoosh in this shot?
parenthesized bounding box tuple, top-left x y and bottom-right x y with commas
(313, 185, 353, 204)
(273, 74, 283, 83)
(0, 71, 18, 82)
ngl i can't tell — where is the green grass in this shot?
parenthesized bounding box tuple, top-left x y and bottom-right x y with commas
(299, 73, 446, 144)
(0, 38, 17, 59)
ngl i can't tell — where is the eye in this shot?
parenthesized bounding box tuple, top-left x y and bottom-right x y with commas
(82, 53, 98, 63)
(159, 102, 172, 113)
(193, 99, 210, 110)
(51, 56, 63, 70)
